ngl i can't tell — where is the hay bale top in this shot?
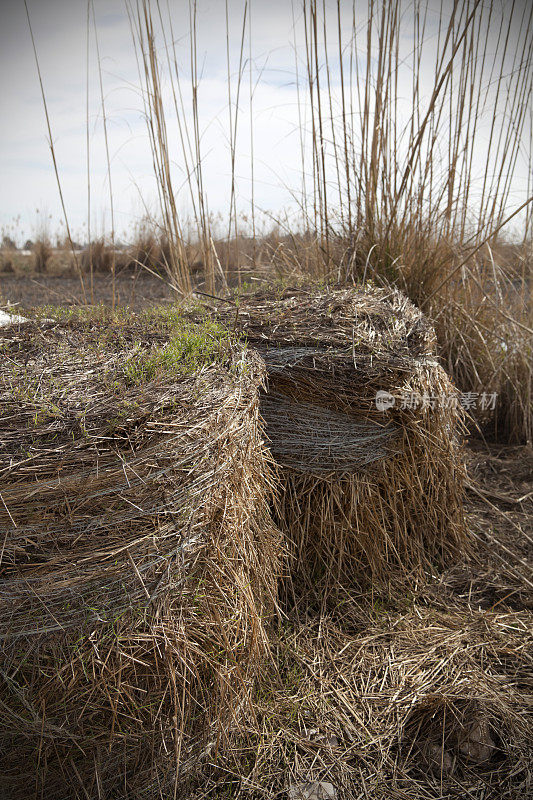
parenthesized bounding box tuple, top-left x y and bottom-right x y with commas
(0, 310, 245, 472)
(0, 309, 279, 799)
(213, 285, 439, 411)
(227, 284, 435, 360)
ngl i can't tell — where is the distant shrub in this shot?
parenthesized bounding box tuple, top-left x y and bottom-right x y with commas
(81, 238, 114, 273)
(127, 226, 171, 274)
(33, 239, 52, 273)
(1, 235, 17, 250)
(0, 255, 14, 273)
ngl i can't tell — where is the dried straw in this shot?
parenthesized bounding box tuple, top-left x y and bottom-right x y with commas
(218, 285, 467, 595)
(0, 317, 281, 799)
(201, 599, 532, 799)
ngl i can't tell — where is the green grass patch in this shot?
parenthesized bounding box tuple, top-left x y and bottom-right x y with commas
(122, 318, 233, 384)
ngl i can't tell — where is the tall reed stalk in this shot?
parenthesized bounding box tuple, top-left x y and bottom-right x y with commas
(92, 0, 116, 309)
(30, 0, 532, 439)
(128, 1, 192, 294)
(24, 0, 86, 302)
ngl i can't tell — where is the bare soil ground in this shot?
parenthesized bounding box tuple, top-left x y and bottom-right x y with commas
(0, 268, 175, 310)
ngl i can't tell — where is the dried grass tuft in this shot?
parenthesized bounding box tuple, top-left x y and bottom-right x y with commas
(33, 237, 52, 273)
(81, 237, 113, 273)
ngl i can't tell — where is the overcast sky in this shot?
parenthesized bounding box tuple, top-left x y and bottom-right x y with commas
(0, 0, 531, 244)
(1, 0, 327, 242)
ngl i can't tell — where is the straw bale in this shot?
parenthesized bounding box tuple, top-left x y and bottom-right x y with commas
(217, 285, 467, 593)
(0, 317, 281, 798)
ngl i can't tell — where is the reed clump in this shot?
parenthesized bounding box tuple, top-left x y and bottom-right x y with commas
(80, 236, 114, 273)
(0, 313, 281, 799)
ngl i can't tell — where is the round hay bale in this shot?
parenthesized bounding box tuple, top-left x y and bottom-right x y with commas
(219, 285, 467, 595)
(0, 315, 281, 798)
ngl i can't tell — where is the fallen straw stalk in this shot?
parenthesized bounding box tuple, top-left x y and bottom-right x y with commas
(221, 601, 533, 799)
